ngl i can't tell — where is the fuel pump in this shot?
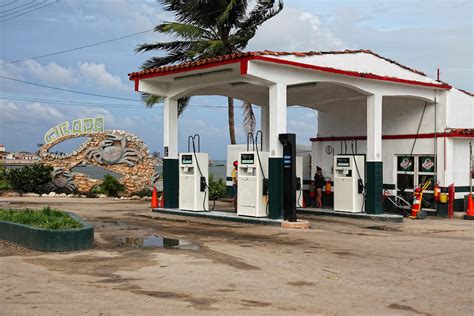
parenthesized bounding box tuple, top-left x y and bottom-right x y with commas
(237, 131, 269, 217)
(333, 155, 365, 212)
(279, 133, 297, 222)
(179, 135, 209, 212)
(296, 156, 303, 208)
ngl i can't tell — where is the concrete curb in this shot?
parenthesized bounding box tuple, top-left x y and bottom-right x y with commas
(0, 212, 94, 252)
(298, 208, 404, 223)
(152, 208, 283, 226)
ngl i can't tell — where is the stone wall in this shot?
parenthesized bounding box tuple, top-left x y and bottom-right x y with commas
(39, 130, 158, 195)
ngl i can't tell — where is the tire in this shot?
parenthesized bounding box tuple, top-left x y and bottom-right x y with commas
(417, 210, 427, 220)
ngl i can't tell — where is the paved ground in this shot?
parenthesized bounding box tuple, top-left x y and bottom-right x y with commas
(1, 197, 473, 315)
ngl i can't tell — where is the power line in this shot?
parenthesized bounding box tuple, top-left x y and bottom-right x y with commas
(0, 94, 229, 109)
(0, 0, 36, 15)
(1, 29, 154, 65)
(0, 95, 143, 107)
(0, 0, 57, 22)
(0, 75, 141, 101)
(0, 1, 18, 8)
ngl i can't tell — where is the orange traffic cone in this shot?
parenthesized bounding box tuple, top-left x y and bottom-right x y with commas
(464, 193, 474, 220)
(411, 188, 421, 218)
(160, 192, 165, 208)
(151, 187, 159, 209)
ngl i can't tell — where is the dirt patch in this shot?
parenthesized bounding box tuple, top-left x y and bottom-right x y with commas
(287, 281, 315, 287)
(332, 251, 358, 257)
(198, 245, 261, 271)
(387, 303, 432, 316)
(364, 225, 402, 231)
(24, 250, 157, 279)
(338, 230, 389, 237)
(0, 240, 39, 257)
(217, 288, 236, 293)
(240, 299, 271, 307)
(132, 290, 217, 310)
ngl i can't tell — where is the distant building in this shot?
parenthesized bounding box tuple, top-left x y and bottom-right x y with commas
(0, 144, 5, 152)
(14, 152, 40, 160)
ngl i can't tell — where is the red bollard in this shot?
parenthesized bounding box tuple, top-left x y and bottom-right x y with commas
(448, 184, 455, 219)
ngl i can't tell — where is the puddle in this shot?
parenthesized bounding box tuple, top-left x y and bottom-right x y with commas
(113, 235, 199, 251)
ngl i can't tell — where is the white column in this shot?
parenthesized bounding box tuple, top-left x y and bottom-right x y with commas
(260, 104, 269, 152)
(163, 97, 178, 159)
(268, 83, 287, 157)
(367, 94, 383, 161)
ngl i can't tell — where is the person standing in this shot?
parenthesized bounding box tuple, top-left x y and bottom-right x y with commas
(231, 160, 238, 210)
(314, 166, 325, 208)
(309, 181, 316, 207)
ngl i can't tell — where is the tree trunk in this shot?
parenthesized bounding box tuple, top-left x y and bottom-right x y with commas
(227, 97, 236, 144)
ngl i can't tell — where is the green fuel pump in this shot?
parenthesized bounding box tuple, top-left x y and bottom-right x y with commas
(279, 133, 297, 222)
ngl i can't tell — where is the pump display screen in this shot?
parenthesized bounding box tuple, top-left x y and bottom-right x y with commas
(181, 154, 193, 165)
(337, 157, 350, 167)
(241, 153, 255, 164)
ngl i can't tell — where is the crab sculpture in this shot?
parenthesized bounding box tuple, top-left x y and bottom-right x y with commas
(46, 168, 78, 193)
(87, 134, 143, 167)
(150, 172, 163, 191)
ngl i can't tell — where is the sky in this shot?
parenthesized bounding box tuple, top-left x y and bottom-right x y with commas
(0, 0, 472, 159)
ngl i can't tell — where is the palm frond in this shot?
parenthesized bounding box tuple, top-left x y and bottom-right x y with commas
(135, 40, 196, 54)
(140, 53, 188, 70)
(178, 97, 190, 116)
(217, 0, 238, 28)
(156, 22, 214, 40)
(141, 93, 189, 118)
(141, 93, 162, 108)
(231, 0, 283, 49)
(241, 101, 255, 135)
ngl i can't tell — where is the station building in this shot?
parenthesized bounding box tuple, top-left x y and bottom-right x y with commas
(129, 50, 473, 218)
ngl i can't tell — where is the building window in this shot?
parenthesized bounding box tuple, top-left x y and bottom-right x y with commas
(396, 155, 436, 210)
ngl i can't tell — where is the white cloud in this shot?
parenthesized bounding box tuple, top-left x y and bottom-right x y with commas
(0, 101, 64, 126)
(0, 59, 130, 91)
(77, 62, 128, 91)
(61, 0, 170, 34)
(248, 6, 345, 51)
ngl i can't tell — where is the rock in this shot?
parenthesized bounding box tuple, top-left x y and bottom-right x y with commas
(67, 194, 75, 197)
(4, 191, 22, 197)
(130, 195, 141, 200)
(23, 193, 40, 197)
(80, 195, 87, 198)
(98, 194, 107, 198)
(142, 196, 151, 201)
(41, 193, 48, 197)
(58, 193, 67, 197)
(48, 192, 56, 197)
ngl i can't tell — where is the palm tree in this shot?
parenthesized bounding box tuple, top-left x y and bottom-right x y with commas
(136, 0, 283, 144)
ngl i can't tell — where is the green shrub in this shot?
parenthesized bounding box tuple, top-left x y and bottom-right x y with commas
(208, 174, 226, 201)
(0, 206, 83, 230)
(99, 174, 124, 197)
(131, 188, 152, 197)
(4, 164, 53, 194)
(0, 167, 11, 190)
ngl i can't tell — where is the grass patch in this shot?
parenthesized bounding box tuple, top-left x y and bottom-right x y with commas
(0, 207, 83, 230)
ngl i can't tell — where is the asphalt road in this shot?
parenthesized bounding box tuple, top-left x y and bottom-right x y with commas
(1, 197, 473, 315)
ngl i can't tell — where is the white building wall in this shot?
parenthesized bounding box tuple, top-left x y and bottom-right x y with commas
(318, 97, 438, 139)
(447, 89, 474, 129)
(452, 139, 473, 189)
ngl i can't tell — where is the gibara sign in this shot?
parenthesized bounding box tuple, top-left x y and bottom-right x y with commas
(44, 117, 104, 144)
